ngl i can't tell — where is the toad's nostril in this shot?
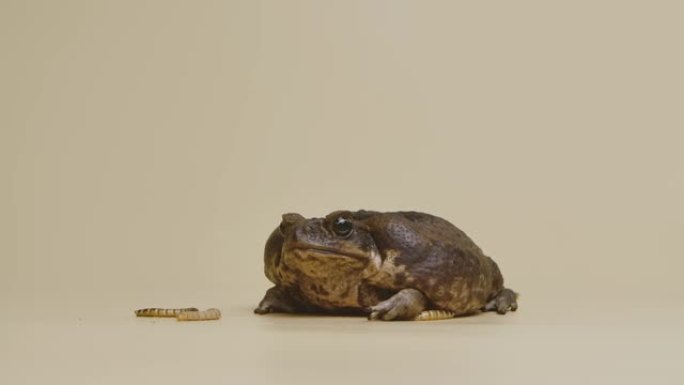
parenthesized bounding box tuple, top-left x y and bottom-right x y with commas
(280, 213, 305, 233)
(282, 213, 304, 223)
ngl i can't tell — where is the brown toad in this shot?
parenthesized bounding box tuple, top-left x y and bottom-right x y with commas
(254, 210, 518, 321)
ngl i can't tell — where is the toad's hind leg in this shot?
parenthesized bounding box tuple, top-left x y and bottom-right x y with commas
(483, 288, 519, 314)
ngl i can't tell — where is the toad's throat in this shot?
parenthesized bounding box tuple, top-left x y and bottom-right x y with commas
(289, 247, 368, 263)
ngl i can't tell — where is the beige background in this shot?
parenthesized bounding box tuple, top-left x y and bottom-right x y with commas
(1, 1, 683, 384)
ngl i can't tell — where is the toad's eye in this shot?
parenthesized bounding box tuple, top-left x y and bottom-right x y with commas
(332, 217, 353, 236)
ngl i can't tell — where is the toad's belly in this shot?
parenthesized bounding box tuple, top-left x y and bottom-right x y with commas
(293, 276, 364, 309)
(279, 250, 369, 309)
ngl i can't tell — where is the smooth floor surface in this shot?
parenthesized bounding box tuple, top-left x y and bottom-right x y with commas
(3, 298, 682, 385)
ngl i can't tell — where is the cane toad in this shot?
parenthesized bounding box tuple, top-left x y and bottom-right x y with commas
(254, 210, 518, 321)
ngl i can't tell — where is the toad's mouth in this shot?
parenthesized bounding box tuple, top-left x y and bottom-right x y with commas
(288, 246, 369, 263)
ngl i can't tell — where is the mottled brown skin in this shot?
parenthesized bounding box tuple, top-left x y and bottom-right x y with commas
(255, 210, 518, 321)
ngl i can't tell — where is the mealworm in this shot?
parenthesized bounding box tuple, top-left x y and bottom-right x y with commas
(176, 308, 221, 321)
(134, 308, 198, 317)
(414, 309, 456, 321)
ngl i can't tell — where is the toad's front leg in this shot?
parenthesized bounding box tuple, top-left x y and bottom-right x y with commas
(367, 288, 427, 321)
(254, 286, 306, 315)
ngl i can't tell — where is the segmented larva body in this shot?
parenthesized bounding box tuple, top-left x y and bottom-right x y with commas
(135, 308, 199, 317)
(176, 308, 222, 321)
(414, 309, 456, 321)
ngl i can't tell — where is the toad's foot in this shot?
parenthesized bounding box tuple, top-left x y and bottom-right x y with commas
(367, 288, 427, 321)
(483, 288, 519, 314)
